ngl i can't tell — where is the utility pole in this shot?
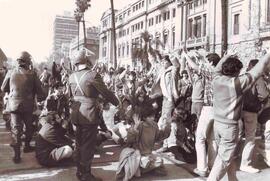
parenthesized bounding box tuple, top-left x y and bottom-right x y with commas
(110, 0, 117, 69)
(221, 0, 228, 56)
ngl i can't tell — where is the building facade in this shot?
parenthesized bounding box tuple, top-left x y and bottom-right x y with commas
(53, 11, 78, 53)
(99, 0, 270, 68)
(70, 26, 100, 60)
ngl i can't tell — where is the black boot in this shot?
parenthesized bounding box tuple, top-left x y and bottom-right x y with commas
(76, 163, 83, 180)
(23, 142, 35, 153)
(12, 145, 21, 164)
(79, 165, 102, 181)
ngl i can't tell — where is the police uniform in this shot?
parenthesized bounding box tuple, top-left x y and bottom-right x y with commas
(1, 51, 45, 163)
(69, 50, 119, 181)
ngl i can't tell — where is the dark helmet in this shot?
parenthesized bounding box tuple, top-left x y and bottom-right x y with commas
(72, 49, 88, 66)
(17, 51, 32, 65)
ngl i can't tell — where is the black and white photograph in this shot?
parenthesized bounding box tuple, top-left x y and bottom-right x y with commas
(0, 0, 270, 180)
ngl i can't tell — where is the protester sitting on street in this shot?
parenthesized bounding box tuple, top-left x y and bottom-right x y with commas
(111, 104, 134, 145)
(116, 103, 171, 180)
(207, 52, 270, 181)
(35, 96, 74, 167)
(167, 103, 197, 164)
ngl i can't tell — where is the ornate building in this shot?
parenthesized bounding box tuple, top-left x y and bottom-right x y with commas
(99, 0, 270, 68)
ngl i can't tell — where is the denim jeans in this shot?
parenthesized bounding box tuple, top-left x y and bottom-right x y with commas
(158, 97, 175, 148)
(240, 111, 258, 167)
(207, 121, 239, 181)
(195, 106, 217, 172)
(258, 119, 270, 165)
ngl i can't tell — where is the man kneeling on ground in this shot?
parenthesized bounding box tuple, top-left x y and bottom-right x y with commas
(35, 96, 74, 167)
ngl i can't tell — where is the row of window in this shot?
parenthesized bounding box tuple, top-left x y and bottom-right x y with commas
(102, 29, 177, 58)
(117, 43, 130, 58)
(187, 14, 207, 39)
(132, 21, 144, 32)
(117, 28, 130, 38)
(133, 0, 145, 12)
(188, 0, 207, 9)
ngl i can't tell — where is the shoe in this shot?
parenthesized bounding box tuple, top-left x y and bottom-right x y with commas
(23, 145, 35, 153)
(11, 145, 21, 164)
(12, 156, 21, 164)
(264, 159, 270, 167)
(193, 168, 208, 177)
(240, 165, 260, 173)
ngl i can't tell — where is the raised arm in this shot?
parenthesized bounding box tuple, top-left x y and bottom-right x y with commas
(249, 53, 270, 81)
(182, 50, 199, 71)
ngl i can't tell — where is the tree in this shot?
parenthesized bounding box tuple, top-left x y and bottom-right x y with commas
(131, 31, 164, 71)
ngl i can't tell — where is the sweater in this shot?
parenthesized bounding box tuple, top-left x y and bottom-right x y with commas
(213, 72, 253, 125)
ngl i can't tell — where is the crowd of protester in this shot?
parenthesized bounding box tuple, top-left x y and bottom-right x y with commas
(1, 47, 270, 181)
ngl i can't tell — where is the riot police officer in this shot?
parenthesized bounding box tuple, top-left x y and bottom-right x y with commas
(1, 51, 45, 163)
(69, 49, 119, 181)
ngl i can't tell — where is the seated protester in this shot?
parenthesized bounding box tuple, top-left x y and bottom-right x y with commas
(116, 104, 171, 180)
(95, 111, 114, 149)
(49, 84, 69, 120)
(167, 104, 197, 164)
(111, 105, 134, 145)
(35, 97, 74, 167)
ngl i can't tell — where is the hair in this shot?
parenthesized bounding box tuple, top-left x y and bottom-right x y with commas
(44, 96, 58, 111)
(221, 56, 243, 76)
(206, 53, 221, 67)
(248, 59, 259, 69)
(117, 67, 125, 74)
(129, 71, 136, 78)
(163, 55, 172, 65)
(140, 105, 157, 119)
(181, 70, 188, 75)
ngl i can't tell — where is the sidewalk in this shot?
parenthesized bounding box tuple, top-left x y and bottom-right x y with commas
(0, 119, 43, 174)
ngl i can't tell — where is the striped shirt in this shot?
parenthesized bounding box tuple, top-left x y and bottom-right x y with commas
(198, 63, 214, 106)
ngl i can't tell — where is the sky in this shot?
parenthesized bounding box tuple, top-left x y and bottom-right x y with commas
(0, 0, 133, 62)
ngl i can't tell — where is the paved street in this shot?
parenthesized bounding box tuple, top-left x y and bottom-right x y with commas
(0, 110, 270, 181)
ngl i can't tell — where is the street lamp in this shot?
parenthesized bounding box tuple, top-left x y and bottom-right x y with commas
(74, 8, 82, 50)
(74, 0, 91, 49)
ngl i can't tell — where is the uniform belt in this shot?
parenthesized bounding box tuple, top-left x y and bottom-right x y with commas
(74, 96, 97, 104)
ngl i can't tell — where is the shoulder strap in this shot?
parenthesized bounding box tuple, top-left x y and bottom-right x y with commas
(74, 70, 90, 96)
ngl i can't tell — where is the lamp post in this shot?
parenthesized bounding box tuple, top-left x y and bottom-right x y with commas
(74, 8, 82, 50)
(74, 0, 91, 49)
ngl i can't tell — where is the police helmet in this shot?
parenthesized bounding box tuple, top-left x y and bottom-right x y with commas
(17, 51, 32, 65)
(72, 49, 88, 66)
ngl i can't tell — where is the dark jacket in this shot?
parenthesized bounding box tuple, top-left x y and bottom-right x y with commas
(1, 67, 44, 113)
(243, 76, 269, 113)
(36, 112, 73, 166)
(69, 67, 119, 125)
